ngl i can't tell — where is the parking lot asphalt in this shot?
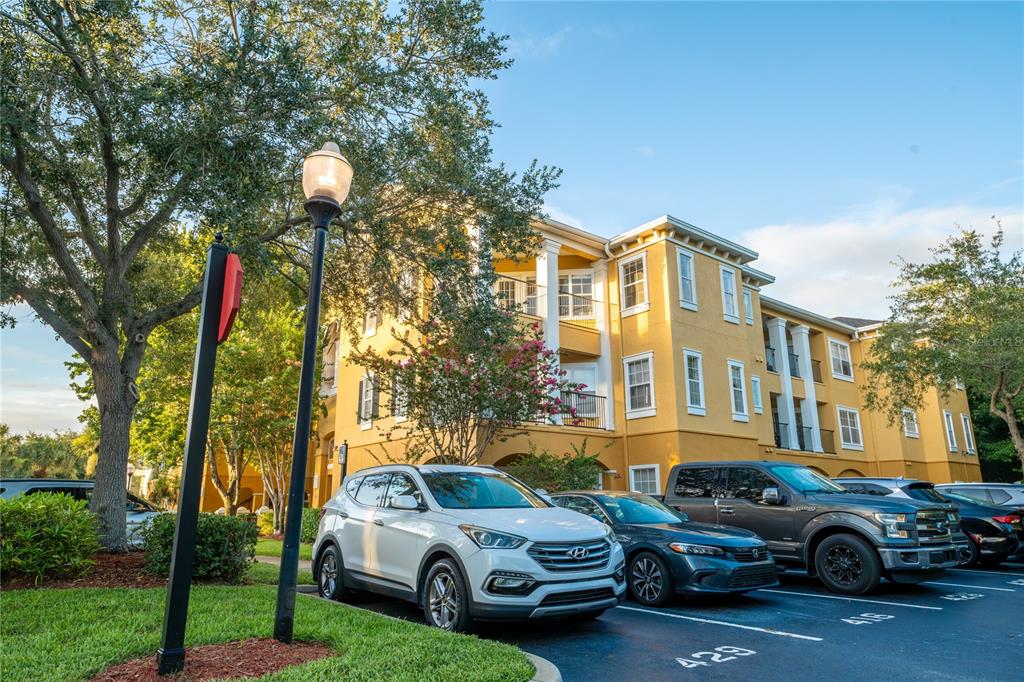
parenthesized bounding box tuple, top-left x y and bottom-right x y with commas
(302, 561, 1024, 681)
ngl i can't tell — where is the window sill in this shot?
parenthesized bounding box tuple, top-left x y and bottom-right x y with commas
(905, 432, 919, 439)
(840, 443, 864, 451)
(363, 329, 377, 338)
(394, 416, 407, 424)
(687, 406, 706, 416)
(745, 317, 754, 326)
(753, 407, 763, 415)
(832, 373, 855, 383)
(621, 303, 650, 318)
(732, 413, 750, 423)
(723, 314, 740, 325)
(626, 407, 656, 419)
(360, 420, 373, 431)
(679, 300, 698, 312)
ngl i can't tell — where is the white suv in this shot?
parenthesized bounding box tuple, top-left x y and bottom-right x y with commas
(312, 464, 626, 631)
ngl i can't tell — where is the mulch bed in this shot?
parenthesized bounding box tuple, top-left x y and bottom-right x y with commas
(90, 638, 333, 681)
(2, 552, 166, 590)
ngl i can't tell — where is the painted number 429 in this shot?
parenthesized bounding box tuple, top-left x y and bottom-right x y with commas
(843, 612, 894, 625)
(677, 646, 756, 669)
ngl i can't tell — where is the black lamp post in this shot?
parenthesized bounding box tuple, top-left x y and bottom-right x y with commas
(274, 142, 353, 643)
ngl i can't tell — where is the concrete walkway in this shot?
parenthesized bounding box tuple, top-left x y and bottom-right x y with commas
(254, 554, 313, 571)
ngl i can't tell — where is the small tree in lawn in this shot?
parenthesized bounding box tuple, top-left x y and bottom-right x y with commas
(861, 225, 1024, 472)
(349, 276, 582, 465)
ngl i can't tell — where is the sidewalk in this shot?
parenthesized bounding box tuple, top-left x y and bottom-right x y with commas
(255, 555, 313, 571)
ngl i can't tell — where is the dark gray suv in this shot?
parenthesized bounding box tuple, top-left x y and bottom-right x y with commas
(663, 461, 959, 595)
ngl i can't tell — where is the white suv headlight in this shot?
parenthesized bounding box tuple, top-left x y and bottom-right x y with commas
(459, 524, 527, 549)
(603, 523, 618, 544)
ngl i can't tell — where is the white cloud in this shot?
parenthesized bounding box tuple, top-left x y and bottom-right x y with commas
(507, 27, 572, 58)
(542, 203, 585, 229)
(634, 145, 656, 159)
(741, 202, 1023, 320)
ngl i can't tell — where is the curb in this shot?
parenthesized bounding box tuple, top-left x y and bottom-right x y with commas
(298, 592, 562, 682)
(525, 653, 562, 682)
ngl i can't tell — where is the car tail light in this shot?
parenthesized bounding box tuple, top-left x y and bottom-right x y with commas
(992, 514, 1021, 525)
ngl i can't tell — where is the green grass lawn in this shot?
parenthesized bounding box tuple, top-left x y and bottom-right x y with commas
(244, 561, 315, 586)
(0, 585, 533, 681)
(255, 538, 313, 561)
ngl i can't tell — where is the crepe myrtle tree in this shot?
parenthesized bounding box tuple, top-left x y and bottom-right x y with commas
(349, 284, 584, 466)
(0, 0, 557, 548)
(861, 225, 1024, 472)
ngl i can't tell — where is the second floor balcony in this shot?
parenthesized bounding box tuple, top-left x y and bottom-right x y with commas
(773, 421, 837, 454)
(495, 274, 597, 330)
(529, 390, 608, 429)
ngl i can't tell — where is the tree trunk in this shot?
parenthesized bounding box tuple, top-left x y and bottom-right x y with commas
(89, 355, 139, 552)
(1003, 399, 1024, 475)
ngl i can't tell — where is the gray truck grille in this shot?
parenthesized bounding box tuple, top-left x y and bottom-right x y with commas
(917, 510, 953, 542)
(527, 539, 611, 572)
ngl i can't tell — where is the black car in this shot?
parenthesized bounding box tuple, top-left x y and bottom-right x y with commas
(938, 490, 1023, 567)
(551, 491, 778, 606)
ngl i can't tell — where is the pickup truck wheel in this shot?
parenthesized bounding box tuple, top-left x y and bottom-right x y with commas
(814, 534, 881, 595)
(629, 552, 672, 606)
(423, 559, 473, 633)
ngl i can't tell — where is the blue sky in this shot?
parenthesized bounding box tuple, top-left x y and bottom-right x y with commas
(2, 1, 1022, 433)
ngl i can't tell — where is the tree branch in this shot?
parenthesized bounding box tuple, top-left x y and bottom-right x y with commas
(133, 280, 204, 336)
(10, 281, 91, 357)
(120, 171, 194, 268)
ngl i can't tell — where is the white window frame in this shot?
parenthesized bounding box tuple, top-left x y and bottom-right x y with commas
(359, 372, 376, 430)
(682, 348, 705, 416)
(836, 405, 864, 451)
(720, 265, 739, 324)
(751, 374, 763, 414)
(392, 372, 409, 423)
(743, 288, 754, 325)
(901, 408, 919, 438)
(618, 253, 650, 317)
(363, 309, 378, 337)
(623, 351, 656, 419)
(628, 464, 660, 496)
(960, 413, 975, 454)
(675, 247, 698, 312)
(954, 377, 965, 391)
(398, 269, 416, 322)
(558, 271, 595, 320)
(828, 337, 854, 382)
(727, 359, 749, 422)
(943, 410, 958, 452)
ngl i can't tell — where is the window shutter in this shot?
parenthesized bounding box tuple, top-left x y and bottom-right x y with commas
(356, 379, 365, 422)
(371, 377, 380, 419)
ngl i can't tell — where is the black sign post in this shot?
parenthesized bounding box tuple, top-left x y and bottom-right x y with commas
(156, 237, 229, 675)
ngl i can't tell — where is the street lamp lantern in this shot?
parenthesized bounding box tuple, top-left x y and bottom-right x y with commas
(274, 141, 353, 644)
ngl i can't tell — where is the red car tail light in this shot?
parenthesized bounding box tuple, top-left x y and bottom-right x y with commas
(992, 514, 1021, 525)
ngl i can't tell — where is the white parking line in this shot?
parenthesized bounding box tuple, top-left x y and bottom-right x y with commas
(950, 568, 1024, 577)
(618, 605, 824, 641)
(928, 582, 1016, 592)
(766, 589, 943, 611)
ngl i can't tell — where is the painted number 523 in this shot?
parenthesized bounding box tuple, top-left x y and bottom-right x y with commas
(677, 646, 756, 669)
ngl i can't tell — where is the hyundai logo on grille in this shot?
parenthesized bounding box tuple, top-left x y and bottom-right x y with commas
(567, 546, 590, 560)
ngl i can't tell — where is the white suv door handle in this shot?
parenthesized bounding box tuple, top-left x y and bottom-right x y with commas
(338, 511, 349, 519)
(373, 519, 384, 526)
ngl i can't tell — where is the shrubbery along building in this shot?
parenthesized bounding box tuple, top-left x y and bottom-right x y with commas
(199, 215, 980, 511)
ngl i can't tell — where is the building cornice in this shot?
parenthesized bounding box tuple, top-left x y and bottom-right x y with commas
(760, 295, 857, 336)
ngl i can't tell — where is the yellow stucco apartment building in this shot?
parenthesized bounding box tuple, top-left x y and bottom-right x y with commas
(200, 215, 981, 511)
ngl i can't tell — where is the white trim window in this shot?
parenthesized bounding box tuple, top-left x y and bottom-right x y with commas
(954, 377, 965, 391)
(743, 288, 754, 325)
(901, 408, 919, 438)
(960, 413, 975, 454)
(837, 406, 864, 450)
(683, 349, 705, 416)
(363, 309, 379, 337)
(720, 265, 739, 324)
(750, 375, 763, 414)
(828, 338, 854, 381)
(943, 410, 958, 452)
(392, 373, 409, 423)
(676, 247, 698, 311)
(619, 254, 649, 315)
(398, 269, 416, 322)
(623, 352, 655, 419)
(628, 465, 660, 495)
(358, 373, 377, 429)
(727, 359, 749, 422)
(559, 272, 595, 319)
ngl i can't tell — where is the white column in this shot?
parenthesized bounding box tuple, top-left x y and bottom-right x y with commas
(536, 239, 561, 424)
(593, 260, 615, 430)
(767, 317, 799, 449)
(791, 324, 823, 452)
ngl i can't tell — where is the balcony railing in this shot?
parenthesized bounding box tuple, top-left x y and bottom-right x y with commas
(531, 391, 607, 429)
(765, 346, 778, 373)
(494, 274, 597, 330)
(774, 422, 837, 454)
(788, 350, 801, 378)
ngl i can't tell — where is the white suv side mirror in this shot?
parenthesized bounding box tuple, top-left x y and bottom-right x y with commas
(391, 495, 422, 511)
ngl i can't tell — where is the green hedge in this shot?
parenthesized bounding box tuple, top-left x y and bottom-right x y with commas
(0, 493, 101, 583)
(257, 511, 275, 536)
(300, 507, 321, 544)
(140, 512, 256, 583)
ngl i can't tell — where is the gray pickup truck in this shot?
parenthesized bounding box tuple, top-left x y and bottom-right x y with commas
(663, 461, 959, 595)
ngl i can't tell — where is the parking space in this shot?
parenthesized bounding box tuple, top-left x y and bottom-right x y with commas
(306, 561, 1024, 681)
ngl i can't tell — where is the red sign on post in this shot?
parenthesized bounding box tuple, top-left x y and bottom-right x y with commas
(218, 254, 243, 343)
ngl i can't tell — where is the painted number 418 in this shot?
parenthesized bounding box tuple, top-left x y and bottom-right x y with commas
(676, 646, 756, 669)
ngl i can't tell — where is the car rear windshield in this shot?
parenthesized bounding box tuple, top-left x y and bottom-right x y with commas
(596, 494, 685, 525)
(422, 472, 548, 509)
(902, 483, 948, 504)
(768, 465, 846, 494)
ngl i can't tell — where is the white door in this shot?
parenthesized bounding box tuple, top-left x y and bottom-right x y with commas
(563, 364, 599, 417)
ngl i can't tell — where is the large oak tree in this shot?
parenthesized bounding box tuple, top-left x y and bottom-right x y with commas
(1, 0, 556, 548)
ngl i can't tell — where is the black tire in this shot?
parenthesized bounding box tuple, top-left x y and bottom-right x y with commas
(422, 558, 473, 633)
(959, 537, 980, 567)
(814, 534, 882, 595)
(316, 544, 349, 602)
(628, 551, 673, 606)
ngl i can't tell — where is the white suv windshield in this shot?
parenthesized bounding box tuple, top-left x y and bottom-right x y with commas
(422, 472, 548, 509)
